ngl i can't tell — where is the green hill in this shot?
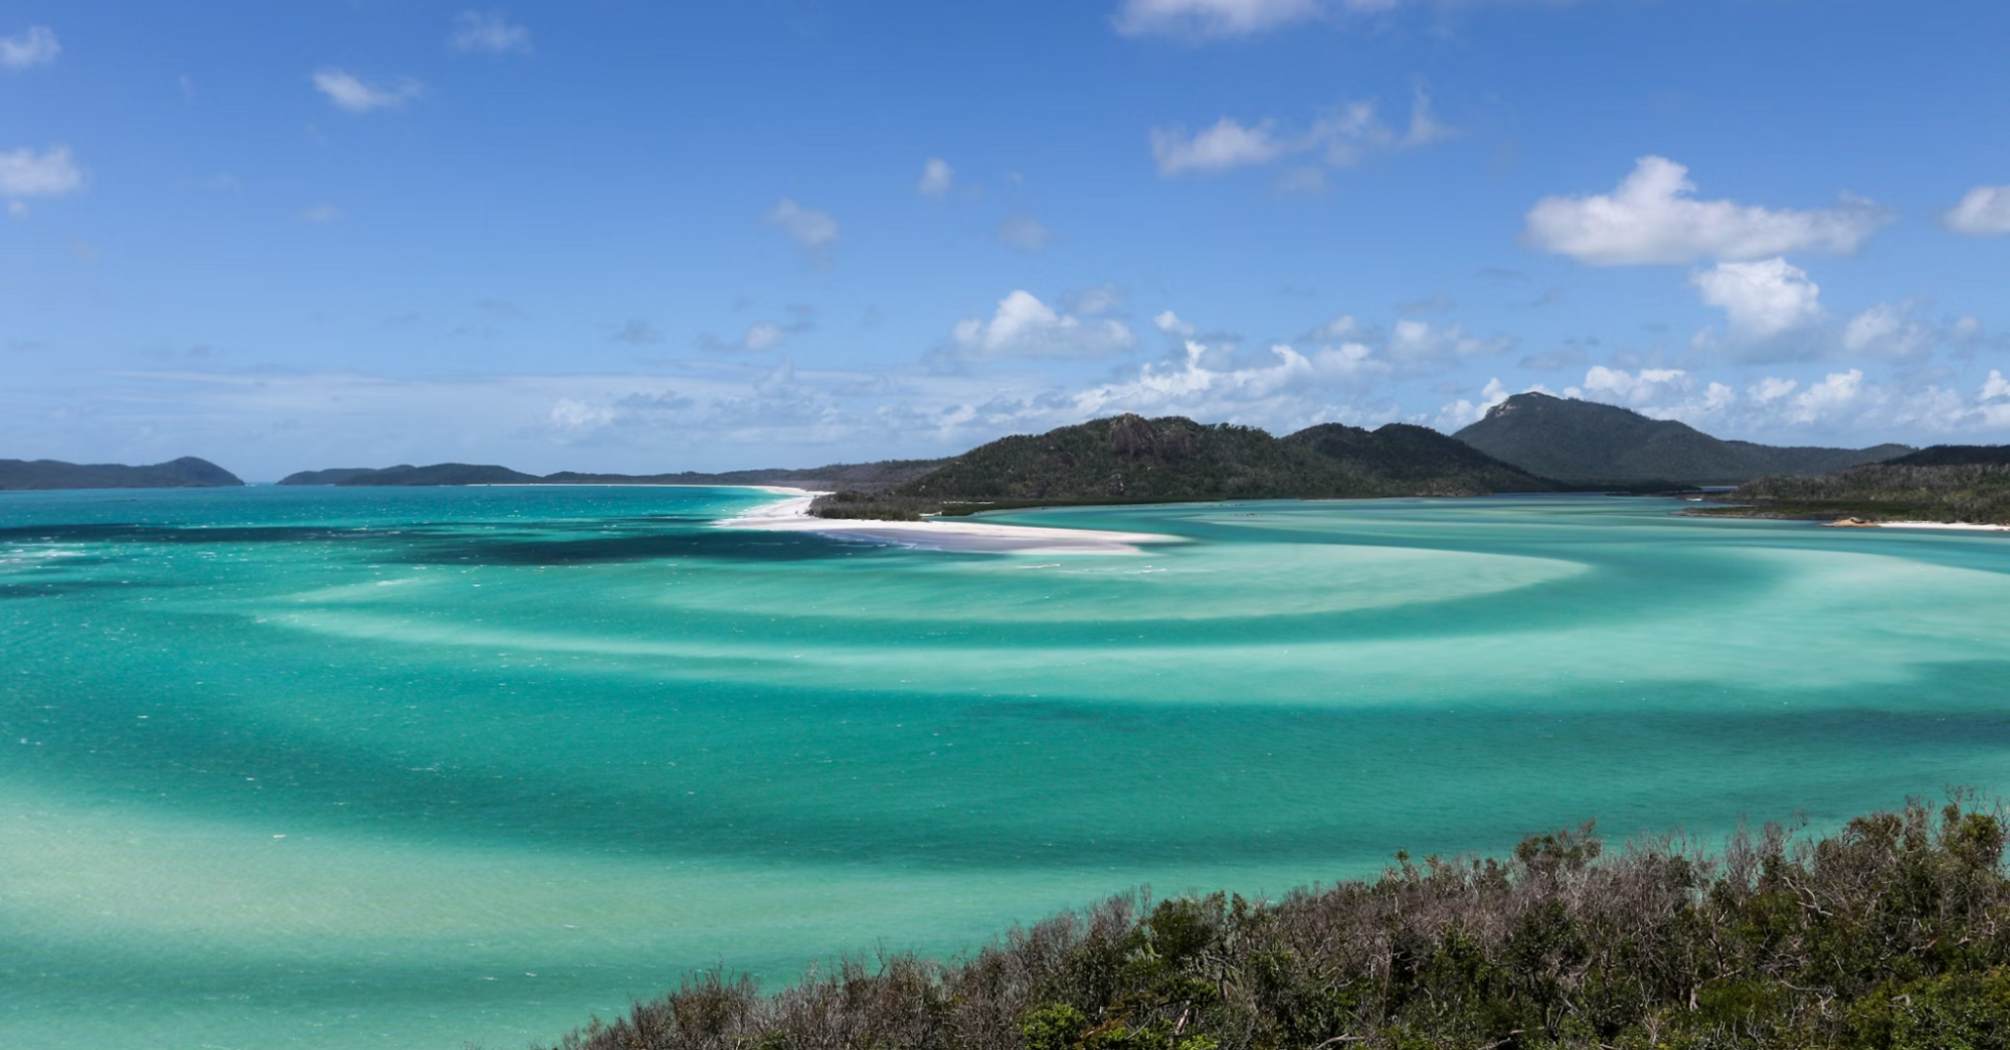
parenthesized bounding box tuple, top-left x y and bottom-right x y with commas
(0, 456, 243, 490)
(1454, 392, 1908, 485)
(812, 414, 1559, 518)
(1705, 458, 2010, 525)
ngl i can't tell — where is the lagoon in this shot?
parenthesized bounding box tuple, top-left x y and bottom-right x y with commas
(3, 486, 2009, 1049)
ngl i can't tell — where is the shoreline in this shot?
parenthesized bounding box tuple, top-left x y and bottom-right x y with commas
(715, 491, 1183, 554)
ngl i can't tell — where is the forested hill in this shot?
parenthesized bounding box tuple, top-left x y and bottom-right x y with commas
(1703, 446, 2010, 525)
(1455, 391, 1909, 485)
(0, 456, 243, 490)
(884, 413, 1559, 506)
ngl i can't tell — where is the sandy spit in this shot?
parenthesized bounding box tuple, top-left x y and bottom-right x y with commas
(714, 492, 1184, 554)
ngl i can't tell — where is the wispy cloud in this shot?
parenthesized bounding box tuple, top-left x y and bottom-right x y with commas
(1944, 185, 2010, 237)
(0, 145, 85, 211)
(449, 10, 533, 56)
(313, 69, 424, 113)
(764, 198, 839, 264)
(917, 157, 954, 198)
(0, 25, 59, 70)
(1150, 87, 1452, 177)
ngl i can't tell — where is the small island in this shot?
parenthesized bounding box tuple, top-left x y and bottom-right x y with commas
(0, 456, 243, 490)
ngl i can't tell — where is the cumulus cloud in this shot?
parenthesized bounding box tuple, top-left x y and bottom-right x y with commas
(1944, 186, 2010, 237)
(313, 69, 424, 113)
(1150, 88, 1450, 177)
(1151, 119, 1286, 175)
(764, 198, 838, 263)
(1386, 319, 1510, 365)
(0, 25, 58, 70)
(1436, 378, 1512, 429)
(997, 214, 1051, 251)
(917, 157, 953, 198)
(1524, 156, 1889, 266)
(0, 145, 84, 207)
(1690, 258, 1823, 340)
(700, 310, 810, 354)
(1841, 302, 1932, 359)
(946, 291, 1137, 360)
(449, 10, 533, 56)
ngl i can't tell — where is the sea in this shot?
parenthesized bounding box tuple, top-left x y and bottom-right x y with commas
(4, 485, 2009, 1049)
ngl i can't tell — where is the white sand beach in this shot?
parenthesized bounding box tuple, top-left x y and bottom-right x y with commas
(716, 490, 1183, 554)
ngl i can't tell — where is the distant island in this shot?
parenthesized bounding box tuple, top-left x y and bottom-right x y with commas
(12, 397, 1974, 521)
(275, 459, 946, 490)
(1693, 445, 2010, 525)
(1455, 391, 1910, 486)
(0, 456, 243, 491)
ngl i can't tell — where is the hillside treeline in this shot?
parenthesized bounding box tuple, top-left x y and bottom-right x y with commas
(1727, 462, 2010, 524)
(531, 797, 2010, 1050)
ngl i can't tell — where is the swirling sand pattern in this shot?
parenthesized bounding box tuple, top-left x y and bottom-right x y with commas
(3, 486, 2010, 1049)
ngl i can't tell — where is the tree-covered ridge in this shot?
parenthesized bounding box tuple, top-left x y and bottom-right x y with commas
(1708, 460, 2010, 525)
(831, 414, 1558, 516)
(531, 798, 2010, 1050)
(1455, 392, 1909, 486)
(0, 456, 243, 490)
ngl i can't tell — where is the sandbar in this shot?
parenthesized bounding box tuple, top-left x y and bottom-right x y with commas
(716, 491, 1183, 554)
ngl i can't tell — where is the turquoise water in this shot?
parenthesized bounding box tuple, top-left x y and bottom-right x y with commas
(5, 486, 2010, 1049)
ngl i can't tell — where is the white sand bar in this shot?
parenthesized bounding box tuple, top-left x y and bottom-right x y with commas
(1875, 521, 2010, 532)
(716, 491, 1184, 554)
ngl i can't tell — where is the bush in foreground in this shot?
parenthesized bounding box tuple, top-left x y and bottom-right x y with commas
(528, 797, 2010, 1050)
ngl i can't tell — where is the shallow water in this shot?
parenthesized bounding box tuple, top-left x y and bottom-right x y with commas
(4, 486, 2009, 1049)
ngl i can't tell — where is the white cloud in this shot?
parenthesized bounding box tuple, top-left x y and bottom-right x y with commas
(0, 26, 58, 70)
(1580, 365, 1693, 407)
(1781, 369, 1864, 425)
(549, 398, 614, 430)
(449, 10, 533, 56)
(1386, 319, 1508, 364)
(1436, 378, 1511, 428)
(1151, 90, 1447, 177)
(1524, 156, 1889, 266)
(0, 145, 84, 203)
(1983, 370, 2010, 403)
(917, 157, 953, 198)
(1748, 376, 1798, 405)
(1150, 118, 1285, 176)
(997, 214, 1051, 251)
(764, 198, 839, 262)
(1690, 258, 1822, 340)
(949, 290, 1137, 360)
(1114, 0, 1323, 38)
(701, 322, 790, 354)
(1065, 285, 1124, 317)
(1153, 310, 1196, 337)
(313, 69, 424, 113)
(297, 204, 341, 223)
(1944, 185, 2010, 237)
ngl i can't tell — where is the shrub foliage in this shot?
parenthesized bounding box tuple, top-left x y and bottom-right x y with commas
(530, 797, 2010, 1050)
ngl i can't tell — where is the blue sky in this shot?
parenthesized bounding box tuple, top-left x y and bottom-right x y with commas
(3, 0, 2008, 477)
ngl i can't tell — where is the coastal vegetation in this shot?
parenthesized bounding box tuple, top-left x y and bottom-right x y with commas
(531, 797, 2010, 1050)
(810, 414, 1560, 519)
(0, 456, 242, 490)
(1697, 447, 2010, 525)
(1454, 392, 1909, 487)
